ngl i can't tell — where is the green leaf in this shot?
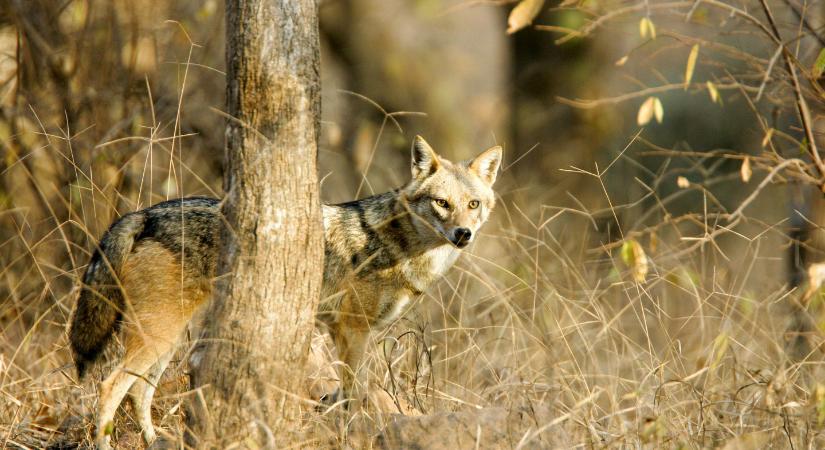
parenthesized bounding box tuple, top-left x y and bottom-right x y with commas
(620, 239, 648, 282)
(816, 384, 825, 426)
(814, 48, 825, 78)
(620, 241, 635, 266)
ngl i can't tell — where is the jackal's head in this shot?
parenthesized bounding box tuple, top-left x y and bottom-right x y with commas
(402, 135, 502, 249)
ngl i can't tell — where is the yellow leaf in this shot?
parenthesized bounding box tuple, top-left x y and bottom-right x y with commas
(706, 81, 719, 103)
(761, 128, 774, 147)
(620, 239, 648, 282)
(711, 333, 728, 369)
(677, 176, 690, 188)
(615, 55, 629, 66)
(653, 97, 664, 123)
(507, 0, 546, 34)
(740, 157, 752, 183)
(684, 44, 699, 89)
(816, 383, 825, 426)
(637, 97, 655, 125)
(639, 17, 656, 39)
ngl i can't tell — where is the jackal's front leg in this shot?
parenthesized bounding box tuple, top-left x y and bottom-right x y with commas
(325, 325, 369, 406)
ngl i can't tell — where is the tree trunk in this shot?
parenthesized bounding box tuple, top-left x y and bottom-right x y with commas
(185, 0, 323, 447)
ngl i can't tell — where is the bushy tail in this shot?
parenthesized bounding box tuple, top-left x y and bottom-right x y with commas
(69, 212, 146, 378)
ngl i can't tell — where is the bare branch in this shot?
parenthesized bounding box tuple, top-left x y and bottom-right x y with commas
(758, 0, 825, 187)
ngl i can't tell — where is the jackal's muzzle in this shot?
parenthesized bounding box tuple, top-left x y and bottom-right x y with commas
(450, 227, 473, 248)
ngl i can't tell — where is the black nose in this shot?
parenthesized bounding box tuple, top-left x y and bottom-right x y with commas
(453, 228, 472, 247)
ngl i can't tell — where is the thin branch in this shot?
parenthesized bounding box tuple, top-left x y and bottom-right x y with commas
(556, 81, 757, 109)
(754, 45, 782, 102)
(727, 158, 808, 223)
(758, 0, 825, 187)
(544, 0, 779, 46)
(780, 0, 825, 47)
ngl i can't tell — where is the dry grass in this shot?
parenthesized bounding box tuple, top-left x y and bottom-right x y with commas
(4, 2, 825, 448)
(3, 108, 825, 449)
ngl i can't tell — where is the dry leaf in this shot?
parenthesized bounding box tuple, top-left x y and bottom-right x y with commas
(761, 128, 774, 147)
(507, 0, 546, 34)
(706, 81, 719, 103)
(615, 55, 629, 66)
(653, 97, 664, 123)
(684, 44, 699, 89)
(326, 122, 343, 147)
(711, 332, 728, 369)
(620, 239, 648, 282)
(637, 97, 655, 125)
(803, 262, 825, 302)
(677, 176, 690, 188)
(740, 157, 752, 183)
(810, 263, 825, 291)
(121, 36, 157, 74)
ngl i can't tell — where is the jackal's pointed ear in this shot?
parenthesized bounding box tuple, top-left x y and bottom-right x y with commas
(468, 145, 502, 186)
(411, 135, 440, 179)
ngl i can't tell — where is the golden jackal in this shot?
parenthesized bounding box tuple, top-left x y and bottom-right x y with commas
(69, 136, 501, 448)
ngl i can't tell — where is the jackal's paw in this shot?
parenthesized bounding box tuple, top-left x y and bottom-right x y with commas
(95, 436, 113, 450)
(141, 427, 157, 446)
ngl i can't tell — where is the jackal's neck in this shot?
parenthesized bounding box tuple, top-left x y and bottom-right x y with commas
(322, 188, 442, 279)
(327, 189, 432, 249)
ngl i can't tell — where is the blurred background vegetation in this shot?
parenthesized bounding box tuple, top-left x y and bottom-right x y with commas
(3, 0, 825, 447)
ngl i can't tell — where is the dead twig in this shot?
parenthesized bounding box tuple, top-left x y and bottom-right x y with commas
(727, 158, 808, 223)
(757, 0, 825, 188)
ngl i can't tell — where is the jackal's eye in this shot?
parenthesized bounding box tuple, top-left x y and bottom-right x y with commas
(434, 198, 450, 209)
(468, 200, 480, 209)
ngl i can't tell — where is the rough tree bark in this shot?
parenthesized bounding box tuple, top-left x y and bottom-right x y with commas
(185, 0, 323, 447)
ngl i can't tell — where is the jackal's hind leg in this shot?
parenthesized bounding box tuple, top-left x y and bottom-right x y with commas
(129, 349, 174, 445)
(96, 350, 161, 450)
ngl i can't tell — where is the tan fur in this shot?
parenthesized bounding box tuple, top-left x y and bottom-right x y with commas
(72, 136, 501, 449)
(316, 137, 501, 404)
(95, 241, 209, 448)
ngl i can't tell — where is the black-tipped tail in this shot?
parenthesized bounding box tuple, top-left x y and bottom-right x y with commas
(69, 213, 145, 378)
